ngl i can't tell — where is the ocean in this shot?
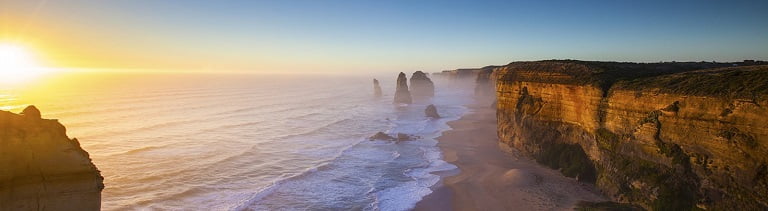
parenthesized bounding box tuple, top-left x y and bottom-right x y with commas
(0, 73, 475, 210)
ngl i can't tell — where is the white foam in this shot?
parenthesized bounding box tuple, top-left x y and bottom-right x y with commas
(374, 181, 434, 211)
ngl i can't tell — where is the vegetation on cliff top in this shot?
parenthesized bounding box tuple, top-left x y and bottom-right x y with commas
(615, 65, 768, 100)
(495, 60, 767, 99)
(496, 60, 734, 89)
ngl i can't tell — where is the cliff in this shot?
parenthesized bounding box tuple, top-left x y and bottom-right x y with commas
(434, 66, 500, 80)
(1, 106, 104, 210)
(410, 71, 435, 98)
(494, 60, 768, 210)
(394, 72, 412, 104)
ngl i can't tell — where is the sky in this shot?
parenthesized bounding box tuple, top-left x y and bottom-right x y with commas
(1, 0, 767, 73)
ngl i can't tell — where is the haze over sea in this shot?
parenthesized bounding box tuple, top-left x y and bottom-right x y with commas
(0, 73, 474, 210)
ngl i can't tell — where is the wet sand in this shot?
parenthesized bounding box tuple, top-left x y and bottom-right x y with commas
(415, 103, 606, 211)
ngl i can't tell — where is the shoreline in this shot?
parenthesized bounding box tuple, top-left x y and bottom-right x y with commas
(415, 101, 607, 211)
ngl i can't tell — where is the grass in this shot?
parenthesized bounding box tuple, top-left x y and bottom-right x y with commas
(596, 128, 619, 151)
(615, 65, 768, 100)
(496, 60, 768, 101)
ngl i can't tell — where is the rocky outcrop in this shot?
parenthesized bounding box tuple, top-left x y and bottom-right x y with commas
(393, 72, 412, 104)
(369, 132, 396, 141)
(373, 78, 383, 97)
(1, 106, 104, 210)
(410, 71, 435, 97)
(425, 104, 440, 118)
(495, 60, 768, 210)
(369, 132, 419, 142)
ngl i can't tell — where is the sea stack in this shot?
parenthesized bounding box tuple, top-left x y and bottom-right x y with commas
(425, 104, 440, 118)
(393, 72, 412, 104)
(1, 106, 104, 210)
(410, 71, 435, 97)
(373, 78, 383, 97)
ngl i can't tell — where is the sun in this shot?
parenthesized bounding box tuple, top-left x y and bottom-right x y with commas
(0, 43, 50, 84)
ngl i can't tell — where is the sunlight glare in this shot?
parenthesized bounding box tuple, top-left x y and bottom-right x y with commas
(0, 43, 50, 84)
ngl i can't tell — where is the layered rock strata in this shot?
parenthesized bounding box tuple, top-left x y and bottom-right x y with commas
(495, 61, 767, 210)
(1, 106, 104, 210)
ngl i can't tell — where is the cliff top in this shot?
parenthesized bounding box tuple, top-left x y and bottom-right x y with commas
(614, 65, 768, 100)
(497, 60, 734, 86)
(494, 60, 762, 95)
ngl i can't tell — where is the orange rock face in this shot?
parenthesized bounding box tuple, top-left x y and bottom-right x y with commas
(495, 61, 768, 210)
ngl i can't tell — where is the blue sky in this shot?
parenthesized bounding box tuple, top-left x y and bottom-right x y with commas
(2, 0, 767, 73)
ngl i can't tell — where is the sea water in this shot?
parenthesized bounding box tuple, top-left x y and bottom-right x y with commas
(0, 73, 475, 210)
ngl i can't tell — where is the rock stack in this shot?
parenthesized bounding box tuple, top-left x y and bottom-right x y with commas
(373, 79, 382, 97)
(474, 68, 495, 97)
(393, 72, 412, 104)
(1, 106, 104, 210)
(425, 104, 440, 118)
(410, 71, 434, 98)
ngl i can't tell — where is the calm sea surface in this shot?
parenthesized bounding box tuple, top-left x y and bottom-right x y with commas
(0, 73, 474, 210)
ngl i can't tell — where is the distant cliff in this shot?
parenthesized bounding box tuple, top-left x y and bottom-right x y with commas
(494, 61, 768, 210)
(0, 106, 104, 210)
(434, 66, 500, 80)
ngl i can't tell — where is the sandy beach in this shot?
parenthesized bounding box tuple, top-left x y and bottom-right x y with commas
(415, 102, 607, 211)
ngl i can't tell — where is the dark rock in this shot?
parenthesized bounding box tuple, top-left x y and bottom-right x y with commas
(369, 132, 396, 141)
(425, 104, 440, 118)
(393, 72, 412, 104)
(410, 71, 434, 97)
(373, 78, 383, 97)
(396, 133, 419, 141)
(369, 132, 419, 142)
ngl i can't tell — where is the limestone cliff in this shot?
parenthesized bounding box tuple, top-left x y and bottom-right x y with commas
(1, 106, 104, 210)
(435, 66, 500, 81)
(373, 78, 383, 97)
(495, 60, 767, 210)
(410, 71, 435, 98)
(394, 72, 412, 104)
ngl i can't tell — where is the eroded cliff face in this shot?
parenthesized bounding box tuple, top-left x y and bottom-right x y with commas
(495, 61, 768, 210)
(1, 106, 104, 210)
